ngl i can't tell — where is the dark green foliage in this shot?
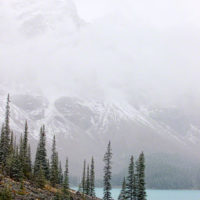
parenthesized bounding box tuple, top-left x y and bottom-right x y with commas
(0, 125, 6, 167)
(46, 158, 50, 180)
(126, 156, 136, 200)
(103, 141, 112, 200)
(118, 177, 126, 200)
(0, 95, 11, 171)
(86, 165, 90, 195)
(90, 157, 95, 197)
(26, 145, 32, 179)
(35, 164, 46, 188)
(81, 160, 86, 194)
(58, 161, 63, 184)
(62, 159, 70, 200)
(34, 126, 48, 179)
(50, 135, 59, 187)
(10, 147, 23, 181)
(63, 158, 69, 191)
(4, 95, 11, 158)
(0, 186, 12, 200)
(136, 153, 146, 200)
(22, 121, 32, 179)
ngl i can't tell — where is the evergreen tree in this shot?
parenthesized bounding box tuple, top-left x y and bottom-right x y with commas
(0, 125, 5, 167)
(34, 126, 48, 179)
(4, 94, 11, 158)
(23, 121, 28, 157)
(10, 147, 23, 181)
(9, 131, 14, 154)
(126, 156, 136, 200)
(50, 135, 59, 187)
(46, 159, 50, 180)
(0, 95, 11, 170)
(86, 164, 90, 195)
(81, 160, 86, 194)
(136, 153, 146, 200)
(58, 161, 63, 184)
(90, 157, 95, 197)
(103, 141, 112, 200)
(35, 164, 46, 188)
(63, 158, 69, 191)
(63, 158, 70, 199)
(26, 144, 32, 179)
(118, 177, 127, 200)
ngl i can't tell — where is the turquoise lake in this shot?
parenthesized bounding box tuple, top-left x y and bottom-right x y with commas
(73, 188, 200, 200)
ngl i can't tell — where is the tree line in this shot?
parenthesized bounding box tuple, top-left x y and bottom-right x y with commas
(0, 95, 146, 200)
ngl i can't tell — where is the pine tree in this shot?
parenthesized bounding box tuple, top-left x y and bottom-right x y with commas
(23, 121, 28, 157)
(81, 160, 86, 194)
(126, 156, 136, 200)
(46, 159, 50, 180)
(50, 135, 59, 187)
(58, 161, 63, 184)
(10, 147, 23, 181)
(35, 164, 46, 188)
(34, 126, 48, 179)
(86, 165, 90, 195)
(4, 94, 11, 158)
(0, 125, 5, 167)
(136, 153, 146, 200)
(118, 177, 127, 200)
(9, 131, 14, 154)
(63, 158, 69, 191)
(103, 141, 112, 200)
(18, 134, 24, 178)
(90, 157, 95, 197)
(26, 145, 32, 179)
(63, 158, 70, 199)
(0, 95, 11, 170)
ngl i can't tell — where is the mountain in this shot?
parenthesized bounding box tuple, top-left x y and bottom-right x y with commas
(0, 91, 200, 178)
(1, 0, 200, 188)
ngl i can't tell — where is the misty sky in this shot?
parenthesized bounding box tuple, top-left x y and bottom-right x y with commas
(0, 0, 200, 106)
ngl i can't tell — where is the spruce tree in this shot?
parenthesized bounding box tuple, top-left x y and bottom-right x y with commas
(34, 126, 48, 179)
(26, 144, 32, 179)
(81, 160, 86, 194)
(63, 158, 70, 199)
(63, 158, 69, 191)
(90, 157, 95, 197)
(58, 161, 63, 184)
(0, 125, 5, 167)
(35, 164, 46, 188)
(9, 131, 14, 154)
(0, 95, 11, 170)
(50, 135, 59, 187)
(103, 141, 112, 200)
(4, 94, 11, 159)
(86, 164, 90, 195)
(19, 134, 24, 178)
(118, 177, 127, 200)
(23, 121, 28, 157)
(126, 156, 136, 200)
(136, 153, 146, 200)
(10, 146, 23, 181)
(46, 159, 50, 180)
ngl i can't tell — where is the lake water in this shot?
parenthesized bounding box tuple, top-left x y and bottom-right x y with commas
(73, 188, 200, 200)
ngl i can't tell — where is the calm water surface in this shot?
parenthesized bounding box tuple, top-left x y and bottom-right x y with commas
(73, 188, 200, 200)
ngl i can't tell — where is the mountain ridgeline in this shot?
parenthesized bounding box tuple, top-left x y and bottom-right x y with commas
(0, 95, 147, 200)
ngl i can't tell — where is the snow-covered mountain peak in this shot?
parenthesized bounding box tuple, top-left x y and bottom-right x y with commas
(0, 0, 82, 40)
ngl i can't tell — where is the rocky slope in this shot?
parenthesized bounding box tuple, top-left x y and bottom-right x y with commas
(0, 174, 100, 200)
